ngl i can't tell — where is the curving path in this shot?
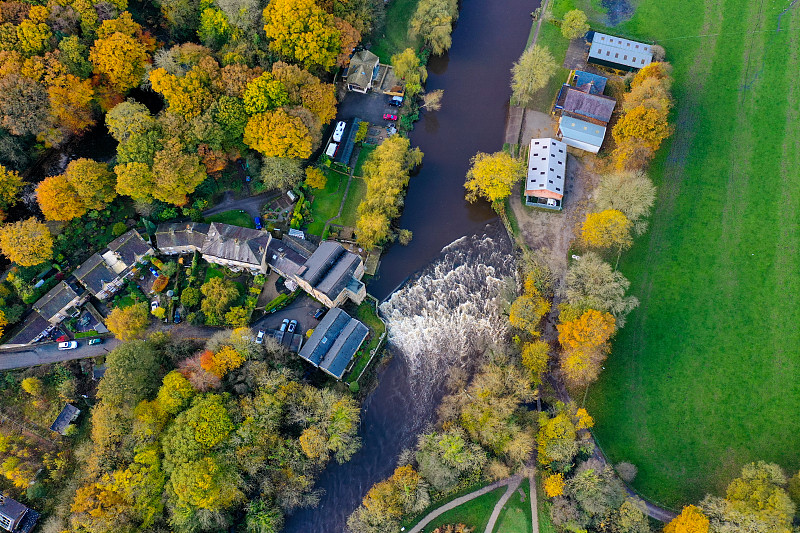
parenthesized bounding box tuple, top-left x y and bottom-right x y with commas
(483, 475, 523, 533)
(407, 477, 516, 533)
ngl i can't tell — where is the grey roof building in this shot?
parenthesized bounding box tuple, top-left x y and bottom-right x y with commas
(294, 241, 366, 308)
(31, 280, 85, 325)
(103, 230, 152, 273)
(0, 494, 39, 533)
(346, 50, 380, 93)
(588, 32, 653, 71)
(558, 116, 607, 154)
(155, 222, 210, 255)
(50, 404, 80, 435)
(525, 138, 567, 210)
(299, 308, 369, 379)
(201, 223, 271, 273)
(560, 87, 616, 124)
(72, 254, 119, 299)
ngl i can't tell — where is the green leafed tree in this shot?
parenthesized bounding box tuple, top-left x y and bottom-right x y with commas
(511, 44, 556, 107)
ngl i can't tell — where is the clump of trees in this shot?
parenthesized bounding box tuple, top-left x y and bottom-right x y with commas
(611, 62, 675, 171)
(464, 151, 525, 206)
(49, 330, 361, 533)
(408, 0, 459, 56)
(356, 135, 423, 248)
(510, 45, 557, 107)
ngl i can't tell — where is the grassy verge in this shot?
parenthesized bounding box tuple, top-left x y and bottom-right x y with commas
(550, 0, 607, 21)
(307, 170, 348, 236)
(536, 474, 557, 533)
(369, 0, 420, 63)
(353, 144, 376, 177)
(586, 0, 800, 508)
(345, 300, 386, 383)
(334, 177, 367, 228)
(525, 22, 570, 113)
(420, 486, 507, 532)
(495, 481, 533, 533)
(205, 209, 254, 228)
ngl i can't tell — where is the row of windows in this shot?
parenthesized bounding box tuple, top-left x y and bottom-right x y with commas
(597, 35, 648, 51)
(595, 48, 648, 64)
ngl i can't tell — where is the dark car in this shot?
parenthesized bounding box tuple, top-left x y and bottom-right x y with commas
(383, 113, 398, 121)
(389, 96, 403, 107)
(254, 216, 262, 230)
(287, 320, 297, 333)
(313, 308, 326, 320)
(88, 338, 103, 346)
(173, 312, 181, 324)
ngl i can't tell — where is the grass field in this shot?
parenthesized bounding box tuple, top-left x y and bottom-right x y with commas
(369, 0, 420, 63)
(334, 177, 366, 228)
(307, 170, 348, 235)
(422, 487, 506, 532)
(495, 481, 533, 533)
(205, 210, 254, 228)
(584, 0, 800, 508)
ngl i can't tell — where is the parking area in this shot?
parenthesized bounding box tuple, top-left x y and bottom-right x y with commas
(335, 91, 402, 129)
(252, 294, 326, 338)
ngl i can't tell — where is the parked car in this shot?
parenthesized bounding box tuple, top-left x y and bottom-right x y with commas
(333, 120, 347, 142)
(88, 338, 103, 346)
(389, 96, 404, 106)
(56, 334, 68, 342)
(173, 312, 181, 324)
(256, 330, 265, 344)
(325, 142, 339, 158)
(383, 113, 398, 121)
(149, 267, 159, 277)
(254, 216, 263, 230)
(58, 341, 78, 350)
(279, 318, 289, 332)
(313, 308, 326, 320)
(151, 300, 159, 311)
(287, 320, 297, 333)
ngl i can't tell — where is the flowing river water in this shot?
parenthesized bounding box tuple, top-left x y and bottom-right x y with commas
(283, 0, 535, 531)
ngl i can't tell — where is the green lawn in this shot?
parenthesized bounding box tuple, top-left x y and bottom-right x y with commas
(353, 144, 376, 177)
(585, 0, 800, 508)
(205, 210, 254, 228)
(495, 481, 533, 533)
(421, 486, 506, 532)
(334, 177, 367, 228)
(307, 170, 348, 236)
(345, 300, 386, 383)
(369, 0, 420, 63)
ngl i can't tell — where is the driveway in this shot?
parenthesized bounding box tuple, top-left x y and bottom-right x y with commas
(0, 337, 121, 371)
(203, 191, 280, 218)
(251, 294, 324, 337)
(335, 91, 398, 127)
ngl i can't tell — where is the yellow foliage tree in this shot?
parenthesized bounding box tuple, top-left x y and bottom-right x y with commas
(63, 158, 116, 210)
(202, 345, 246, 378)
(37, 174, 85, 221)
(21, 376, 43, 396)
(0, 217, 53, 266)
(150, 67, 214, 118)
(305, 167, 327, 189)
(521, 340, 549, 386)
(106, 303, 150, 341)
(115, 162, 154, 202)
(664, 505, 710, 533)
(581, 209, 633, 251)
(0, 165, 22, 211)
(557, 309, 615, 352)
(244, 109, 312, 159)
(509, 290, 551, 335)
(89, 14, 152, 93)
(574, 407, 594, 429)
(48, 75, 95, 134)
(543, 473, 565, 497)
(464, 151, 524, 204)
(612, 104, 673, 151)
(262, 0, 341, 71)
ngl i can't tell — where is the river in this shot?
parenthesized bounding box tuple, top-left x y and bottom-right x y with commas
(283, 0, 534, 531)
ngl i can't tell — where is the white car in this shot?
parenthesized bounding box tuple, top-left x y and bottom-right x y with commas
(58, 341, 78, 350)
(333, 121, 346, 142)
(151, 300, 160, 311)
(256, 330, 265, 344)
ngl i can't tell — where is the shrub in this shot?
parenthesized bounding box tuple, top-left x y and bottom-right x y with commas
(111, 222, 128, 236)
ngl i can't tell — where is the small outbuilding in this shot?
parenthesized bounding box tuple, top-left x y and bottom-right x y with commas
(557, 86, 616, 124)
(49, 404, 80, 435)
(588, 32, 653, 71)
(525, 138, 567, 210)
(558, 116, 606, 154)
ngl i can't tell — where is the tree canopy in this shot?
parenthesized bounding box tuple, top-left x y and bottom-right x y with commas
(511, 45, 556, 107)
(464, 151, 524, 204)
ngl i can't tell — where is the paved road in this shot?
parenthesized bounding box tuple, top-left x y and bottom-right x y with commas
(0, 338, 121, 370)
(251, 294, 325, 337)
(202, 191, 279, 218)
(484, 475, 524, 533)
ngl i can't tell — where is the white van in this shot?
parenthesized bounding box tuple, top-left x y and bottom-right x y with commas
(325, 142, 338, 158)
(58, 341, 78, 350)
(333, 121, 346, 142)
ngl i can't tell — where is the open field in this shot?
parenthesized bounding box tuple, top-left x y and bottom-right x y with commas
(369, 0, 420, 63)
(421, 486, 506, 532)
(585, 0, 800, 507)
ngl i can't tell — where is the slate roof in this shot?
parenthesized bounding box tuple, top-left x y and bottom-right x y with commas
(562, 87, 616, 123)
(0, 494, 27, 523)
(589, 32, 653, 70)
(49, 404, 80, 435)
(31, 281, 82, 321)
(201, 223, 270, 267)
(559, 116, 606, 147)
(72, 254, 117, 296)
(572, 70, 608, 94)
(298, 242, 362, 300)
(298, 308, 368, 379)
(155, 222, 209, 251)
(347, 50, 379, 88)
(105, 230, 152, 269)
(267, 238, 309, 278)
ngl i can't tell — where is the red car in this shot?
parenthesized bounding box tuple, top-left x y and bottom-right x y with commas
(56, 335, 68, 342)
(383, 113, 398, 121)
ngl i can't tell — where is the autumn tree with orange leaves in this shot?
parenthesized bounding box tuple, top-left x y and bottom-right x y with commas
(664, 505, 710, 533)
(557, 309, 615, 388)
(581, 209, 633, 254)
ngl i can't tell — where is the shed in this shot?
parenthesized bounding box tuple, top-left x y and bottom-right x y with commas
(588, 32, 653, 71)
(525, 138, 567, 210)
(558, 116, 606, 153)
(49, 404, 80, 435)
